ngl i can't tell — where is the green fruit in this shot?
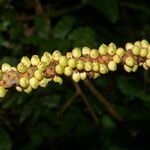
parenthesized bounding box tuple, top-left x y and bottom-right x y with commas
(134, 41, 142, 48)
(72, 47, 81, 58)
(0, 86, 7, 98)
(72, 71, 81, 82)
(37, 62, 47, 71)
(140, 48, 148, 57)
(84, 62, 93, 71)
(125, 56, 135, 67)
(132, 45, 140, 55)
(41, 52, 51, 66)
(0, 70, 3, 80)
(124, 65, 132, 72)
(34, 70, 44, 80)
(99, 44, 107, 55)
(80, 72, 87, 80)
(99, 64, 108, 74)
(55, 64, 64, 75)
(145, 59, 150, 67)
(19, 77, 29, 88)
(1, 63, 11, 72)
(90, 49, 99, 59)
(141, 39, 149, 48)
(24, 86, 32, 94)
(17, 63, 28, 73)
(82, 47, 91, 55)
(125, 42, 133, 50)
(116, 48, 125, 57)
(21, 56, 31, 68)
(59, 56, 68, 67)
(92, 62, 100, 72)
(52, 50, 62, 61)
(113, 55, 121, 63)
(64, 66, 73, 76)
(39, 78, 49, 87)
(29, 77, 39, 89)
(68, 58, 77, 68)
(76, 60, 84, 70)
(108, 61, 117, 71)
(31, 55, 40, 66)
(53, 76, 63, 84)
(107, 45, 116, 55)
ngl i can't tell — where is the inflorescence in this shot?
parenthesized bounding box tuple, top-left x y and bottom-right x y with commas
(0, 39, 150, 97)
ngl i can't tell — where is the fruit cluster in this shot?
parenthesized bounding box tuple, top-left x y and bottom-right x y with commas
(0, 39, 150, 98)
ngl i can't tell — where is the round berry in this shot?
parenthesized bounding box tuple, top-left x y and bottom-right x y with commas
(84, 62, 93, 71)
(116, 48, 125, 57)
(99, 64, 108, 74)
(0, 86, 7, 98)
(82, 47, 91, 55)
(132, 45, 140, 55)
(125, 42, 133, 50)
(53, 76, 63, 84)
(17, 63, 28, 73)
(72, 48, 81, 58)
(1, 63, 11, 72)
(64, 66, 73, 76)
(31, 55, 40, 66)
(108, 61, 117, 71)
(37, 62, 47, 71)
(141, 39, 149, 48)
(29, 77, 39, 89)
(21, 56, 31, 68)
(55, 64, 64, 75)
(52, 50, 62, 61)
(140, 48, 148, 57)
(34, 70, 44, 81)
(68, 58, 77, 68)
(125, 56, 135, 67)
(124, 65, 132, 72)
(76, 60, 84, 70)
(99, 44, 107, 55)
(19, 77, 29, 88)
(59, 56, 68, 67)
(92, 62, 100, 72)
(90, 49, 99, 59)
(72, 71, 81, 82)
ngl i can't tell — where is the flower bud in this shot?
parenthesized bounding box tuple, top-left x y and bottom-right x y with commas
(41, 52, 51, 66)
(52, 50, 61, 61)
(29, 77, 39, 89)
(72, 47, 81, 58)
(68, 58, 77, 68)
(66, 52, 73, 59)
(24, 86, 32, 94)
(99, 44, 107, 55)
(19, 77, 29, 88)
(80, 72, 87, 80)
(90, 49, 99, 59)
(37, 62, 47, 71)
(17, 63, 28, 73)
(76, 60, 84, 70)
(21, 56, 31, 68)
(39, 78, 49, 87)
(16, 86, 23, 92)
(72, 71, 81, 82)
(140, 48, 148, 57)
(0, 86, 7, 98)
(82, 47, 90, 55)
(84, 62, 93, 71)
(141, 39, 149, 48)
(99, 64, 108, 74)
(1, 63, 11, 72)
(59, 56, 68, 67)
(92, 62, 100, 72)
(107, 45, 116, 55)
(132, 45, 140, 55)
(31, 55, 40, 66)
(55, 64, 64, 75)
(125, 56, 135, 67)
(64, 66, 73, 76)
(53, 76, 63, 84)
(93, 73, 100, 79)
(116, 48, 125, 57)
(125, 42, 133, 50)
(34, 70, 44, 81)
(124, 65, 132, 72)
(134, 41, 142, 48)
(108, 61, 117, 71)
(113, 54, 121, 64)
(145, 59, 150, 68)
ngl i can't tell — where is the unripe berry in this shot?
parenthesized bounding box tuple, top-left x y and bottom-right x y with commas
(90, 49, 99, 59)
(31, 55, 40, 66)
(0, 70, 3, 80)
(0, 86, 7, 98)
(109, 42, 116, 49)
(1, 63, 11, 72)
(53, 76, 63, 84)
(52, 50, 62, 61)
(92, 62, 100, 72)
(41, 52, 51, 66)
(34, 70, 44, 81)
(125, 42, 133, 50)
(108, 45, 116, 55)
(125, 56, 135, 67)
(84, 62, 93, 71)
(132, 45, 140, 55)
(68, 58, 77, 68)
(37, 62, 47, 71)
(132, 64, 138, 72)
(82, 47, 91, 55)
(29, 77, 39, 89)
(124, 65, 132, 72)
(145, 59, 150, 68)
(59, 56, 68, 67)
(64, 66, 73, 76)
(99, 44, 107, 55)
(72, 71, 81, 82)
(134, 41, 142, 48)
(16, 86, 23, 92)
(116, 48, 125, 57)
(55, 64, 64, 75)
(21, 56, 31, 68)
(76, 60, 84, 70)
(72, 47, 81, 58)
(39, 78, 49, 87)
(99, 64, 108, 74)
(140, 48, 148, 57)
(141, 39, 149, 48)
(80, 72, 87, 80)
(93, 72, 100, 79)
(24, 86, 32, 94)
(108, 61, 117, 71)
(66, 52, 73, 59)
(113, 54, 121, 64)
(17, 63, 28, 73)
(19, 77, 29, 88)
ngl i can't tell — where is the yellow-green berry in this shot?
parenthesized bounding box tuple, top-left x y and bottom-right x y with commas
(146, 51, 150, 59)
(21, 56, 31, 68)
(37, 62, 47, 71)
(125, 42, 133, 50)
(108, 61, 117, 71)
(72, 71, 81, 82)
(39, 78, 49, 87)
(140, 48, 148, 57)
(124, 65, 132, 72)
(66, 52, 73, 59)
(99, 44, 107, 55)
(59, 56, 68, 67)
(16, 86, 23, 92)
(72, 48, 81, 58)
(109, 42, 116, 49)
(0, 86, 7, 98)
(1, 63, 11, 72)
(80, 72, 87, 80)
(92, 62, 100, 72)
(134, 41, 142, 48)
(145, 59, 150, 68)
(93, 72, 100, 79)
(19, 77, 29, 88)
(55, 64, 64, 75)
(53, 76, 63, 84)
(90, 49, 99, 59)
(41, 52, 51, 66)
(84, 62, 93, 71)
(116, 48, 125, 57)
(99, 64, 108, 74)
(113, 54, 121, 64)
(107, 45, 116, 55)
(17, 63, 28, 73)
(132, 64, 138, 72)
(34, 70, 44, 81)
(143, 62, 149, 70)
(82, 47, 91, 55)
(68, 58, 77, 68)
(125, 56, 135, 67)
(29, 77, 39, 89)
(141, 39, 149, 48)
(76, 60, 84, 70)
(132, 45, 140, 55)
(52, 50, 61, 61)
(31, 55, 40, 66)
(64, 66, 73, 76)
(24, 86, 32, 94)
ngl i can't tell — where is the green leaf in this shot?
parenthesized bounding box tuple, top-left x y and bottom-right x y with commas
(0, 129, 12, 150)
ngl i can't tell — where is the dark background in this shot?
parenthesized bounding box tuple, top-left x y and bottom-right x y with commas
(0, 0, 150, 149)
